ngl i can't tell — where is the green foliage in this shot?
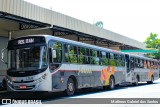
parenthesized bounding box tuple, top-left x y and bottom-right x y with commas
(144, 33, 160, 59)
(101, 58, 109, 66)
(109, 59, 116, 66)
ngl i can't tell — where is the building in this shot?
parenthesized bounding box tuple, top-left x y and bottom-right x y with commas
(0, 0, 145, 87)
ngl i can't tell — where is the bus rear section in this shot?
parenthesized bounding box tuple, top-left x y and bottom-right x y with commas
(125, 54, 159, 85)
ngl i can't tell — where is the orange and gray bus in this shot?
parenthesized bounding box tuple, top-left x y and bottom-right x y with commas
(1, 35, 159, 95)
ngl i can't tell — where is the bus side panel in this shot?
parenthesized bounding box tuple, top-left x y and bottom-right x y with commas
(114, 71, 126, 84)
(92, 71, 102, 87)
(51, 64, 127, 91)
(131, 68, 159, 83)
(153, 69, 159, 80)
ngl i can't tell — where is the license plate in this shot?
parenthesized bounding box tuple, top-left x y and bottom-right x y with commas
(19, 85, 27, 89)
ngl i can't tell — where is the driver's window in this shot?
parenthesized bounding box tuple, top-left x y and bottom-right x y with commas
(49, 41, 62, 71)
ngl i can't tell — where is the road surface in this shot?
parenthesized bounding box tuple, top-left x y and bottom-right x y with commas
(0, 79, 160, 107)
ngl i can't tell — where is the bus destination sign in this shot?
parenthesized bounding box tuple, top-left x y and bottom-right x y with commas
(18, 38, 34, 45)
(8, 36, 46, 49)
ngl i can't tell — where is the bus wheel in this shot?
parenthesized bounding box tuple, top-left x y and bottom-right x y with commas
(66, 78, 75, 96)
(147, 75, 154, 84)
(109, 76, 115, 90)
(133, 76, 139, 86)
(2, 80, 6, 90)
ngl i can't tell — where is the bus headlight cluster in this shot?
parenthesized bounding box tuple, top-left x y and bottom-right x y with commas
(42, 73, 47, 79)
(6, 78, 13, 85)
(34, 73, 47, 83)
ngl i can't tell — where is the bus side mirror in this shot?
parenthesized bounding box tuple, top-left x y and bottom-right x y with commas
(51, 49, 57, 59)
(1, 48, 7, 64)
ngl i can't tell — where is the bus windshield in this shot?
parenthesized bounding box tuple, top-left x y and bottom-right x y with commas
(8, 45, 48, 72)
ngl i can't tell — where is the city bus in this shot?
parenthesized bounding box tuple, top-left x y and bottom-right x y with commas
(1, 35, 159, 95)
(125, 54, 159, 85)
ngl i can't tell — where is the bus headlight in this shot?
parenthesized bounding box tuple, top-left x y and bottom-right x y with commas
(34, 77, 42, 83)
(6, 78, 13, 85)
(42, 73, 47, 79)
(34, 73, 47, 83)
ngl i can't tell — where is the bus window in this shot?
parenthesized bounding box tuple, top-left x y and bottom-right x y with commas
(140, 59, 144, 68)
(65, 44, 78, 63)
(68, 45, 77, 54)
(69, 54, 78, 63)
(151, 61, 156, 69)
(147, 60, 151, 69)
(78, 47, 90, 64)
(49, 41, 62, 71)
(114, 54, 118, 60)
(90, 49, 97, 57)
(130, 57, 134, 69)
(116, 55, 120, 66)
(65, 53, 70, 63)
(154, 62, 158, 69)
(10, 50, 16, 69)
(153, 62, 155, 69)
(109, 53, 116, 66)
(64, 44, 69, 62)
(79, 55, 84, 64)
(110, 53, 114, 59)
(121, 55, 125, 66)
(101, 51, 106, 58)
(138, 59, 141, 68)
(91, 57, 99, 65)
(150, 61, 153, 68)
(134, 58, 138, 68)
(117, 55, 122, 67)
(90, 49, 99, 65)
(64, 44, 68, 53)
(100, 51, 109, 66)
(86, 48, 90, 56)
(144, 60, 147, 69)
(79, 47, 86, 55)
(69, 45, 78, 63)
(99, 51, 102, 58)
(107, 52, 110, 59)
(49, 42, 62, 62)
(79, 56, 90, 64)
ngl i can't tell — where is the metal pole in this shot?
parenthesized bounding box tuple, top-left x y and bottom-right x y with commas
(8, 31, 12, 40)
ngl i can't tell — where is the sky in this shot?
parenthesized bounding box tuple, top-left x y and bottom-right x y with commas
(24, 0, 160, 42)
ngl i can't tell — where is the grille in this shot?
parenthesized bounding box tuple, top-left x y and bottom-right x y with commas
(13, 80, 34, 83)
(13, 85, 35, 90)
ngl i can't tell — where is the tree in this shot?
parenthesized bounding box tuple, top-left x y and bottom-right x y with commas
(144, 33, 160, 59)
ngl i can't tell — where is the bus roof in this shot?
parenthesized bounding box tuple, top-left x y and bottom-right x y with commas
(11, 35, 158, 62)
(13, 34, 125, 55)
(45, 35, 126, 55)
(127, 54, 158, 62)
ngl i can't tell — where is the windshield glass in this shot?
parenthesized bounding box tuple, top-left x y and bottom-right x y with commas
(8, 46, 48, 71)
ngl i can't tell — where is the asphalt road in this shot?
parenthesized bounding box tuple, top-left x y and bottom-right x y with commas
(0, 79, 160, 106)
(71, 79, 160, 98)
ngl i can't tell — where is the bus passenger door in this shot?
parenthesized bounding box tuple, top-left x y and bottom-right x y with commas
(125, 54, 132, 82)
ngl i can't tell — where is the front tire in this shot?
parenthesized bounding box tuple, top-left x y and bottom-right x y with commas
(2, 80, 6, 90)
(109, 76, 115, 90)
(133, 76, 139, 86)
(147, 75, 154, 84)
(66, 78, 75, 96)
